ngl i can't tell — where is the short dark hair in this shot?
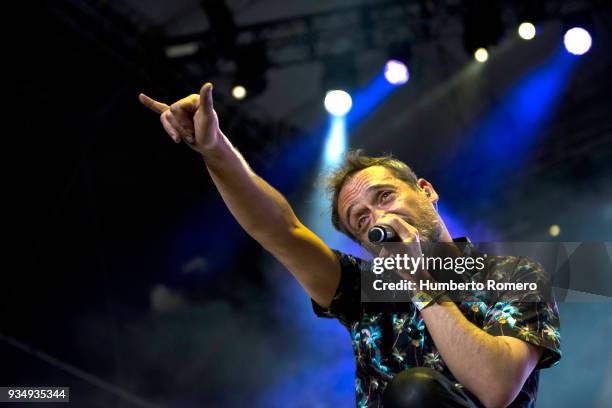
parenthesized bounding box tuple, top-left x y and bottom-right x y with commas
(324, 149, 419, 240)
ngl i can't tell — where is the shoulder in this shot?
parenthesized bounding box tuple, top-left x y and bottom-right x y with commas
(330, 249, 371, 274)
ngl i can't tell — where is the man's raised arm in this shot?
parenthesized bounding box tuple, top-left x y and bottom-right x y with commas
(139, 83, 340, 309)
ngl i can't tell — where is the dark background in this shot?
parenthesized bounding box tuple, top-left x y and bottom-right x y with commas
(5, 1, 612, 407)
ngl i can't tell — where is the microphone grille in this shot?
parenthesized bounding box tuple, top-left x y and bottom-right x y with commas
(368, 226, 385, 243)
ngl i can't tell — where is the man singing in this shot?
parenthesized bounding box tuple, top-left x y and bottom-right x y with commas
(139, 83, 561, 408)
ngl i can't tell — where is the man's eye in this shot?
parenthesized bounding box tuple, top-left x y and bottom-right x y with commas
(380, 191, 392, 202)
(358, 216, 368, 228)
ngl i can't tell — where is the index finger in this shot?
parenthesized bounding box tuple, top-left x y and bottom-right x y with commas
(380, 215, 419, 240)
(139, 93, 170, 114)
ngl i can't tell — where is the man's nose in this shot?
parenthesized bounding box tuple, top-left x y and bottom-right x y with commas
(371, 208, 387, 224)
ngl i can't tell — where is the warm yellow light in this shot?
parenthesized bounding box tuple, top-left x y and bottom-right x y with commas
(474, 48, 489, 63)
(518, 22, 536, 40)
(232, 85, 247, 100)
(549, 224, 561, 237)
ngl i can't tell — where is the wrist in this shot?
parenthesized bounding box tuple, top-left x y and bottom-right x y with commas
(411, 289, 447, 311)
(410, 272, 448, 310)
(199, 130, 228, 162)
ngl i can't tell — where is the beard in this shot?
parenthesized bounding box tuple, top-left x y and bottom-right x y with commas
(412, 199, 443, 243)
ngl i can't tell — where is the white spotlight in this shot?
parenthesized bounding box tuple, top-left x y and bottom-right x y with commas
(474, 48, 489, 63)
(518, 22, 536, 40)
(384, 60, 409, 85)
(564, 27, 592, 55)
(232, 85, 247, 100)
(324, 90, 353, 116)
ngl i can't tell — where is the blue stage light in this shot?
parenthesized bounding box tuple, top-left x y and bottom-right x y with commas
(324, 116, 347, 165)
(564, 27, 592, 55)
(445, 46, 577, 202)
(384, 60, 409, 85)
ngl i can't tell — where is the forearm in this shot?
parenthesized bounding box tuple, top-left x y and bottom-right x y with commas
(420, 300, 520, 407)
(202, 131, 301, 245)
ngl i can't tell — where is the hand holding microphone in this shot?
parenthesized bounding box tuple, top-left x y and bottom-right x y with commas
(367, 214, 419, 245)
(368, 217, 442, 308)
(367, 215, 423, 261)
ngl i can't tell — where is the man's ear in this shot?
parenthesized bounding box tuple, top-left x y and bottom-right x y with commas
(416, 178, 439, 203)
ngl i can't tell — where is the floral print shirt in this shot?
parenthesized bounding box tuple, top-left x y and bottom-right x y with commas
(311, 238, 562, 407)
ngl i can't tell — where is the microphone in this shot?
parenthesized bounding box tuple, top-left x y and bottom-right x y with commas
(368, 225, 398, 243)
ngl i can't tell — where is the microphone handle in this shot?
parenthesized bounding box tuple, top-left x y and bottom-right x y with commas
(369, 225, 398, 243)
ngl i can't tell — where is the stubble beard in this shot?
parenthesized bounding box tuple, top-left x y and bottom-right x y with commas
(413, 201, 443, 244)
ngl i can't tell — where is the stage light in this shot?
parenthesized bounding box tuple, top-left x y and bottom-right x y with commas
(322, 54, 357, 112)
(549, 224, 561, 237)
(462, 1, 503, 59)
(474, 48, 489, 63)
(452, 47, 577, 199)
(563, 27, 592, 55)
(384, 60, 409, 85)
(516, 0, 547, 39)
(232, 43, 269, 99)
(324, 90, 352, 116)
(518, 22, 536, 40)
(324, 115, 347, 165)
(231, 85, 246, 100)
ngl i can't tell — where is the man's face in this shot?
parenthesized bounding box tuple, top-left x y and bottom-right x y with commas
(337, 166, 442, 253)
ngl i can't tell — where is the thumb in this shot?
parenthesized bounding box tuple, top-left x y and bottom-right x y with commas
(198, 82, 214, 116)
